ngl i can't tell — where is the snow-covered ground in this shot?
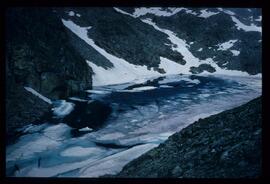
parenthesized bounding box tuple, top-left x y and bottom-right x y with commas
(198, 9, 219, 18)
(216, 40, 238, 51)
(62, 19, 162, 87)
(6, 74, 261, 177)
(218, 8, 236, 16)
(231, 50, 240, 56)
(52, 100, 75, 118)
(231, 16, 262, 32)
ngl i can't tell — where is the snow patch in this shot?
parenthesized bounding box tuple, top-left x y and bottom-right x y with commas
(120, 86, 157, 93)
(69, 97, 88, 102)
(198, 9, 219, 18)
(231, 16, 262, 32)
(52, 100, 75, 118)
(114, 7, 197, 18)
(185, 9, 198, 15)
(255, 16, 262, 21)
(62, 19, 162, 86)
(24, 87, 52, 104)
(79, 127, 93, 132)
(159, 57, 186, 75)
(113, 7, 135, 17)
(131, 86, 157, 91)
(68, 11, 75, 16)
(133, 7, 185, 17)
(217, 40, 238, 51)
(141, 19, 201, 71)
(160, 85, 173, 88)
(85, 89, 111, 95)
(218, 8, 235, 15)
(230, 50, 240, 56)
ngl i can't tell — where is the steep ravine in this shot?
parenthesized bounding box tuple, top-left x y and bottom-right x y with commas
(110, 96, 261, 178)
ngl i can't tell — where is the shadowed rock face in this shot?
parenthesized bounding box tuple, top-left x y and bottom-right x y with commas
(114, 97, 261, 178)
(5, 8, 92, 136)
(5, 80, 51, 145)
(57, 7, 185, 71)
(6, 8, 92, 100)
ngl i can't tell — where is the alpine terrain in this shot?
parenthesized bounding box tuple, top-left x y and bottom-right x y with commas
(5, 7, 261, 178)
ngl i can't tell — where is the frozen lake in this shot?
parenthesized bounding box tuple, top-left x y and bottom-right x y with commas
(6, 74, 262, 177)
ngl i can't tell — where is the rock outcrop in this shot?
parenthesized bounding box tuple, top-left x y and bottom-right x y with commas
(57, 7, 185, 71)
(115, 97, 262, 178)
(145, 8, 262, 74)
(6, 8, 92, 137)
(117, 8, 261, 75)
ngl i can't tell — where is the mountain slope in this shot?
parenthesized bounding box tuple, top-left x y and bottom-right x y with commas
(139, 8, 262, 74)
(114, 97, 262, 178)
(56, 7, 261, 87)
(5, 7, 262, 142)
(58, 7, 185, 68)
(6, 8, 92, 137)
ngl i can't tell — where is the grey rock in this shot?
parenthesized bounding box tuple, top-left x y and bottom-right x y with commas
(190, 64, 216, 74)
(114, 97, 262, 178)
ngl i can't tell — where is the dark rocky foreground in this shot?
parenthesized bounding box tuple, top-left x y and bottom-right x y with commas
(112, 96, 262, 178)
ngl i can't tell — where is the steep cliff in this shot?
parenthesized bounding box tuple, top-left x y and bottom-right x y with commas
(6, 8, 92, 137)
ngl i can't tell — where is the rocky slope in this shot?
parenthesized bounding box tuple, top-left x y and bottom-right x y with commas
(59, 7, 261, 78)
(57, 7, 185, 70)
(114, 96, 262, 178)
(6, 8, 92, 137)
(143, 8, 262, 74)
